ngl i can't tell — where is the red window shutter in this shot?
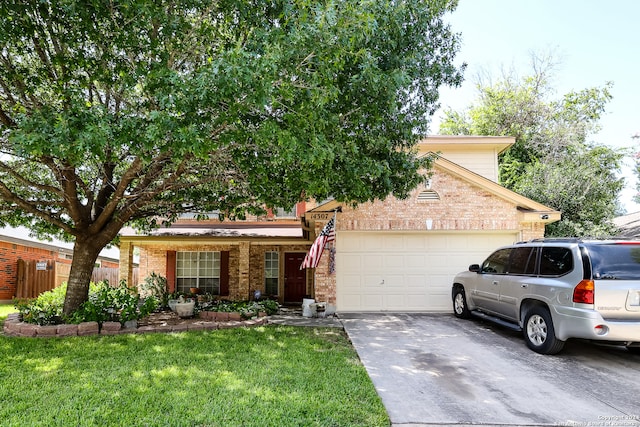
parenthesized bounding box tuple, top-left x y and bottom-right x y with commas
(220, 251, 230, 296)
(166, 251, 176, 293)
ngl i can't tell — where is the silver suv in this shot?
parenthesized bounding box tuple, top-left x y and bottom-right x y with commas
(451, 239, 640, 354)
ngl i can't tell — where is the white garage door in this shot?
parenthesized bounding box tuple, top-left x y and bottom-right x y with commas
(336, 231, 519, 312)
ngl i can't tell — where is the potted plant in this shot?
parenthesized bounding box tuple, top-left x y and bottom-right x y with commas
(174, 295, 195, 318)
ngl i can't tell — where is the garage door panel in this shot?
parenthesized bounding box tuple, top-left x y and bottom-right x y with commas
(384, 275, 406, 288)
(362, 274, 384, 287)
(406, 255, 426, 268)
(384, 255, 405, 269)
(340, 254, 362, 272)
(340, 293, 363, 308)
(337, 232, 518, 312)
(341, 274, 363, 289)
(425, 235, 450, 250)
(361, 254, 384, 270)
(361, 293, 383, 308)
(404, 235, 427, 250)
(405, 275, 426, 287)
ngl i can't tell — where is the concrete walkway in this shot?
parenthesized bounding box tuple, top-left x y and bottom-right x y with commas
(267, 307, 344, 328)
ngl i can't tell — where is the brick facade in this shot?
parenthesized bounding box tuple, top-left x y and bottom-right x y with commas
(335, 173, 522, 232)
(0, 241, 68, 300)
(133, 241, 310, 302)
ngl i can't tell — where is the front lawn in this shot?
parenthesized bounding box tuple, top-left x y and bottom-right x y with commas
(0, 303, 17, 327)
(0, 325, 389, 427)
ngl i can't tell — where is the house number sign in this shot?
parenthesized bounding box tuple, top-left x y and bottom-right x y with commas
(308, 213, 331, 220)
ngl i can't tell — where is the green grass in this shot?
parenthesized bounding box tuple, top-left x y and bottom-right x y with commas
(0, 325, 389, 427)
(0, 303, 18, 327)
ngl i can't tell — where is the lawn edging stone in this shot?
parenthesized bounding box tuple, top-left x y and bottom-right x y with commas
(3, 311, 268, 338)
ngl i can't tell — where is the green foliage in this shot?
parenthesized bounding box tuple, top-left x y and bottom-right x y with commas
(14, 285, 68, 325)
(0, 303, 17, 329)
(17, 281, 157, 326)
(203, 299, 280, 318)
(0, 0, 464, 314)
(138, 272, 169, 308)
(439, 54, 623, 236)
(71, 281, 157, 325)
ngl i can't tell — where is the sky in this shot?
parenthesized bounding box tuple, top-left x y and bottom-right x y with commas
(432, 0, 640, 213)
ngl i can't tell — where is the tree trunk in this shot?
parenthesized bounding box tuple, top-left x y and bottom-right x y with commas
(62, 238, 105, 316)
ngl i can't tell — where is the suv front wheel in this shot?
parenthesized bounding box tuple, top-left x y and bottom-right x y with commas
(452, 286, 471, 319)
(522, 306, 565, 355)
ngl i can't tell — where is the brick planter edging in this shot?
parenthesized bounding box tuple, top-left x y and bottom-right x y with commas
(2, 312, 268, 338)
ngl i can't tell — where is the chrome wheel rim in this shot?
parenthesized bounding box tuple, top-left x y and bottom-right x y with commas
(454, 293, 465, 314)
(526, 314, 547, 346)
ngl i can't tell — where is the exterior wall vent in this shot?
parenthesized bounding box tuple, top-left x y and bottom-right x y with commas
(417, 190, 440, 201)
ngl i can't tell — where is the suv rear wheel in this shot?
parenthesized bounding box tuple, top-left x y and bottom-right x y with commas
(452, 286, 471, 319)
(523, 306, 565, 355)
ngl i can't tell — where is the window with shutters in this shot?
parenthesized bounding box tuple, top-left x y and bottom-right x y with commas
(176, 251, 221, 294)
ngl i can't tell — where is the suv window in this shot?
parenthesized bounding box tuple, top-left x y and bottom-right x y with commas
(539, 247, 573, 276)
(508, 247, 538, 275)
(481, 249, 510, 274)
(586, 243, 640, 280)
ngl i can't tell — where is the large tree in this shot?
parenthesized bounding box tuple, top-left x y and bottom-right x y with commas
(439, 54, 623, 236)
(0, 0, 464, 314)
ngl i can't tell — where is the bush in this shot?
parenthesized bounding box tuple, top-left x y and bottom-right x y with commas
(138, 272, 168, 308)
(14, 284, 67, 325)
(71, 281, 157, 325)
(16, 281, 157, 326)
(202, 299, 280, 319)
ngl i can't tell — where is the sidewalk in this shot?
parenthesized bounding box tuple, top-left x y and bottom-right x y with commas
(268, 306, 344, 328)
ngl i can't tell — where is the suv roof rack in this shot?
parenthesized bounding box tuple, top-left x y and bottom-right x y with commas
(517, 237, 634, 244)
(528, 238, 583, 242)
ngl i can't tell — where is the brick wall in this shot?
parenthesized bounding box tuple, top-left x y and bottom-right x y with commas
(249, 244, 309, 300)
(0, 241, 71, 300)
(137, 243, 240, 297)
(336, 173, 523, 232)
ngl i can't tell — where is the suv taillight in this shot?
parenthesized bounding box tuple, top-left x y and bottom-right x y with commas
(573, 280, 594, 304)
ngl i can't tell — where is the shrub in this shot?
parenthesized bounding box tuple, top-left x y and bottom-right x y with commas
(14, 284, 68, 325)
(138, 273, 169, 308)
(71, 281, 157, 325)
(202, 299, 280, 319)
(16, 281, 157, 326)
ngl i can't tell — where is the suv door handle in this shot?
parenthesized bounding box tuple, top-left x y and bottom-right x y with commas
(521, 284, 528, 288)
(492, 281, 499, 285)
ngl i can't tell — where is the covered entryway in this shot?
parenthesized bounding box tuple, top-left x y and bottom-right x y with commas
(336, 231, 519, 312)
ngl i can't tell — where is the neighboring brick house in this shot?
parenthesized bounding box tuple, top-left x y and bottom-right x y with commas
(0, 226, 120, 301)
(118, 135, 561, 312)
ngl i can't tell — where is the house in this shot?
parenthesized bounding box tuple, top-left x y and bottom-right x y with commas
(118, 135, 560, 312)
(613, 211, 640, 237)
(0, 226, 121, 301)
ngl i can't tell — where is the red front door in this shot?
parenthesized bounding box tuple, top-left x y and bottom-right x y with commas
(284, 252, 307, 304)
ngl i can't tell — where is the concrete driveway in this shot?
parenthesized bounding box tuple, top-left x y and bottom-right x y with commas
(341, 313, 640, 427)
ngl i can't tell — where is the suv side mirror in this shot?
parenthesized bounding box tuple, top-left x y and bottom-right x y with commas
(469, 264, 480, 273)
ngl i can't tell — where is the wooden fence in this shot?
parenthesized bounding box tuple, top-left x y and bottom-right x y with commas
(15, 260, 139, 299)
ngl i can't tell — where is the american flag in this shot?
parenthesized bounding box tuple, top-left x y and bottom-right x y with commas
(300, 216, 335, 269)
